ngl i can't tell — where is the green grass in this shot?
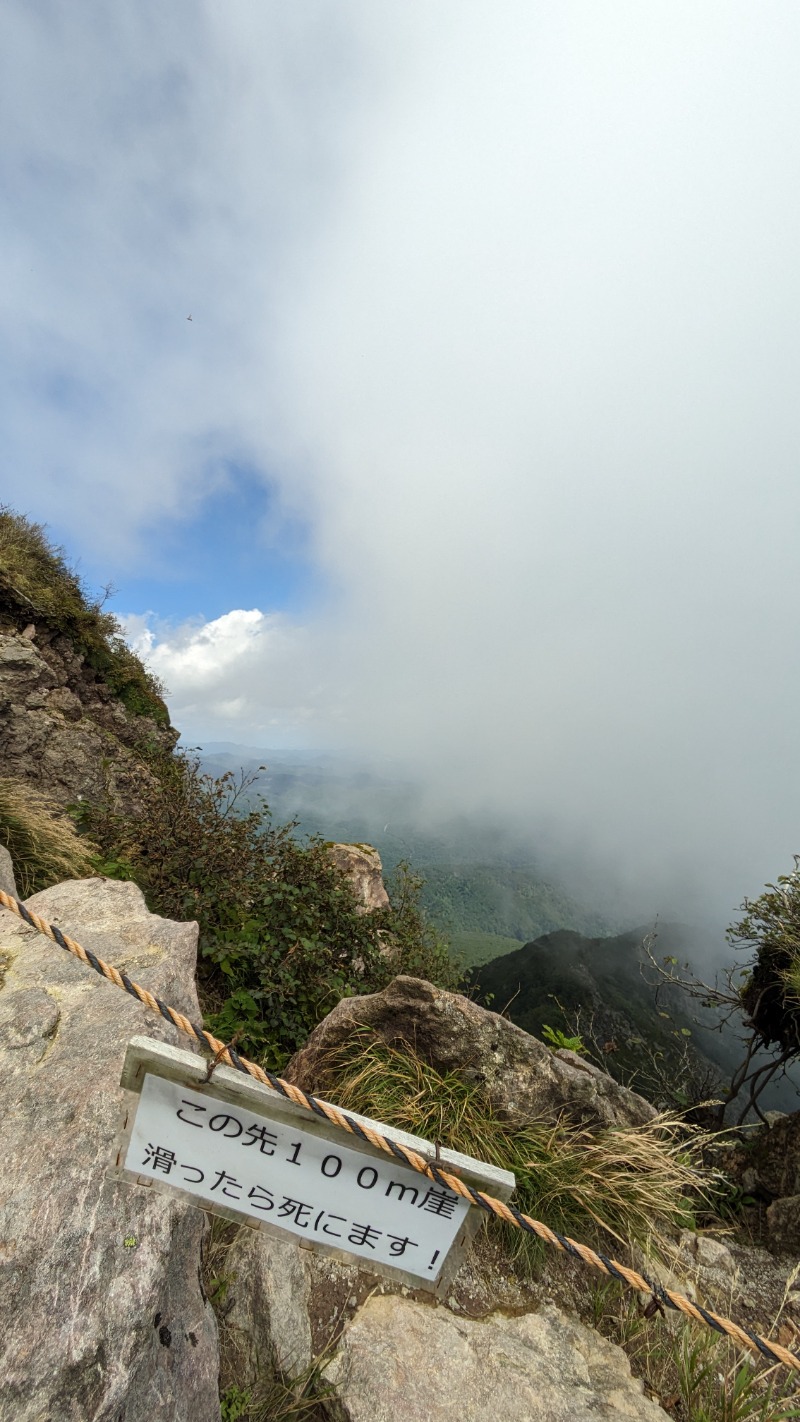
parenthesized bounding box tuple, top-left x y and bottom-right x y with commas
(593, 1279, 800, 1421)
(450, 929, 524, 968)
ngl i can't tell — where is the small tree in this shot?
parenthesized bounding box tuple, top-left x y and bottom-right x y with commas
(644, 857, 800, 1124)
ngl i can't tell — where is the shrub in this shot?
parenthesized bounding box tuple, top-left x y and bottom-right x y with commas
(79, 754, 460, 1068)
(732, 859, 800, 1056)
(643, 858, 800, 1123)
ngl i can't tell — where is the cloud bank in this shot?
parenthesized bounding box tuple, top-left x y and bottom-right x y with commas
(5, 2, 800, 921)
(123, 608, 328, 743)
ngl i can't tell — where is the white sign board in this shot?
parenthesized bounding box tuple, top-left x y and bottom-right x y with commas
(123, 1067, 472, 1282)
(117, 1038, 515, 1291)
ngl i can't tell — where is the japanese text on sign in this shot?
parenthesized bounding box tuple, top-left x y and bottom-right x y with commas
(123, 1073, 470, 1280)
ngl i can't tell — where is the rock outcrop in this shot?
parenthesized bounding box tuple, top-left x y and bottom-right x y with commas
(766, 1195, 800, 1253)
(730, 1109, 800, 1252)
(287, 974, 655, 1131)
(327, 844, 391, 914)
(742, 1110, 800, 1201)
(322, 1295, 667, 1422)
(214, 1213, 671, 1421)
(0, 878, 219, 1422)
(0, 627, 176, 812)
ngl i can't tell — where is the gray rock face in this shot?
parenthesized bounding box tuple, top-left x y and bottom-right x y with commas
(0, 844, 17, 897)
(221, 1228, 313, 1389)
(322, 1295, 668, 1422)
(216, 1226, 670, 1420)
(327, 844, 391, 914)
(745, 1110, 800, 1200)
(0, 629, 176, 813)
(287, 975, 655, 1131)
(0, 878, 220, 1422)
(766, 1195, 800, 1254)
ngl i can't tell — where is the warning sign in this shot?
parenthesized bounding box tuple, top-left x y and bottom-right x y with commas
(124, 1073, 468, 1279)
(117, 1038, 515, 1289)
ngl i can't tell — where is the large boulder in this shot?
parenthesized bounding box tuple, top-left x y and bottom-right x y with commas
(766, 1196, 800, 1255)
(0, 878, 220, 1422)
(287, 975, 655, 1131)
(322, 1294, 668, 1421)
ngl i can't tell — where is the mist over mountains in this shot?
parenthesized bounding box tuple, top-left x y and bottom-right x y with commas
(196, 741, 730, 964)
(198, 741, 799, 1116)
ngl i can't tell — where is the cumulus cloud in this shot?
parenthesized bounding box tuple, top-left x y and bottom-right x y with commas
(125, 610, 265, 686)
(120, 608, 339, 743)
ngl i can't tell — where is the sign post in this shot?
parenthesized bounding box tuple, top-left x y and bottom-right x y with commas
(115, 1037, 515, 1293)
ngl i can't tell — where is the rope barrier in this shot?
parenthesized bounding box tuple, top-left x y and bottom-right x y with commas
(2, 882, 798, 1374)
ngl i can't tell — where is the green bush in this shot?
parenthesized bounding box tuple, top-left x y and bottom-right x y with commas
(732, 858, 800, 1055)
(80, 754, 460, 1067)
(648, 858, 800, 1122)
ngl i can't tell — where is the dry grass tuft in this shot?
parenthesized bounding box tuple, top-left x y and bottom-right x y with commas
(325, 1026, 711, 1258)
(0, 777, 97, 896)
(593, 1274, 800, 1421)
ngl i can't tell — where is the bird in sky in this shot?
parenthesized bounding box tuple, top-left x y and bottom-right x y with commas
(187, 314, 192, 321)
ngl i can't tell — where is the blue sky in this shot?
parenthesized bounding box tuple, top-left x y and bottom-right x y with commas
(4, 1, 800, 918)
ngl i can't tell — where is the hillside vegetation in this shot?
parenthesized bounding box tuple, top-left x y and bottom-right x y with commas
(78, 757, 460, 1070)
(449, 929, 525, 968)
(197, 748, 614, 964)
(417, 863, 611, 964)
(0, 508, 170, 724)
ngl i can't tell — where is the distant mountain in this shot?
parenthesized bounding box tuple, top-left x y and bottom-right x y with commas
(470, 925, 800, 1115)
(414, 864, 612, 966)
